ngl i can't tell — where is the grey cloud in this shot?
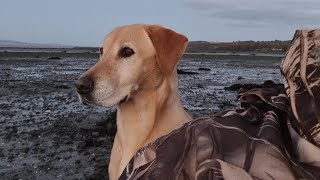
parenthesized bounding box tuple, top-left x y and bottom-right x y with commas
(183, 0, 320, 27)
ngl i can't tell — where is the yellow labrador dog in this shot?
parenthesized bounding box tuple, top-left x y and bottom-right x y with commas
(75, 24, 192, 179)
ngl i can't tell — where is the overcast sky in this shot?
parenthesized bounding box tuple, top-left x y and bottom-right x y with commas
(1, 0, 319, 46)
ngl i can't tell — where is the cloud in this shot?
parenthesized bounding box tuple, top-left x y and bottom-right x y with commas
(183, 0, 320, 27)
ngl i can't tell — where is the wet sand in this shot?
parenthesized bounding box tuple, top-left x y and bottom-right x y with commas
(0, 50, 283, 179)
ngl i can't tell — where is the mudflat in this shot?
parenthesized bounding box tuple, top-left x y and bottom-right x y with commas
(0, 49, 282, 179)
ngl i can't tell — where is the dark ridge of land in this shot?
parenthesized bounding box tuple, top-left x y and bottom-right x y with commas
(186, 40, 290, 54)
(0, 40, 291, 54)
(0, 51, 285, 62)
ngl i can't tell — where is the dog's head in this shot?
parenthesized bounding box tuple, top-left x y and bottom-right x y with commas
(75, 24, 188, 107)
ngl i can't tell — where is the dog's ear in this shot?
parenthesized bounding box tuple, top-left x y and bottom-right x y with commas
(145, 25, 188, 75)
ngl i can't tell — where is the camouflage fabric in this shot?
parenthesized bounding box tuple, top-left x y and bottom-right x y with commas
(281, 30, 320, 146)
(119, 30, 320, 180)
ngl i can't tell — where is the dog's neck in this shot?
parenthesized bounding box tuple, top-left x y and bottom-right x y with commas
(114, 72, 191, 173)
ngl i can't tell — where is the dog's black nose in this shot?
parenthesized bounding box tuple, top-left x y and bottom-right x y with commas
(75, 76, 94, 94)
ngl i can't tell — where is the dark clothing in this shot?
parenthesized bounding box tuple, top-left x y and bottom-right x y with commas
(120, 30, 320, 180)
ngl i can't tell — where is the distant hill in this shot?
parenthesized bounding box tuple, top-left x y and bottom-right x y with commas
(0, 39, 291, 53)
(0, 40, 73, 48)
(186, 40, 291, 53)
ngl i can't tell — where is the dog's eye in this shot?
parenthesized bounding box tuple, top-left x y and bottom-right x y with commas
(99, 47, 103, 56)
(119, 47, 135, 58)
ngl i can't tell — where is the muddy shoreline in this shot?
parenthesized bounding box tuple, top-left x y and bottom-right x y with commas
(0, 51, 283, 179)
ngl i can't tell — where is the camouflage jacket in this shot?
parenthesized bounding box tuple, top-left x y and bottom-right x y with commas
(119, 30, 320, 180)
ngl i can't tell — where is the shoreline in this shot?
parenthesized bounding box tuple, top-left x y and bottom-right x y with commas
(0, 48, 285, 60)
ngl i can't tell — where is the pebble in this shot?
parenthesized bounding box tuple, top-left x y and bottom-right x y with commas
(92, 132, 99, 137)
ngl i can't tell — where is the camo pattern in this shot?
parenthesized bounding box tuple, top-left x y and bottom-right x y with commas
(119, 30, 320, 180)
(281, 30, 320, 146)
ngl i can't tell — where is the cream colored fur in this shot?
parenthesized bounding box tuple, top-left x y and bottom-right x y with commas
(77, 24, 192, 179)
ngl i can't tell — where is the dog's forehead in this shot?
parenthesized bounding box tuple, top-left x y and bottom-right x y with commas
(103, 25, 150, 48)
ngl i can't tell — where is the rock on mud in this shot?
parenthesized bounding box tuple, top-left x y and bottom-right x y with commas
(225, 80, 284, 91)
(47, 56, 62, 60)
(198, 67, 211, 71)
(177, 69, 199, 75)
